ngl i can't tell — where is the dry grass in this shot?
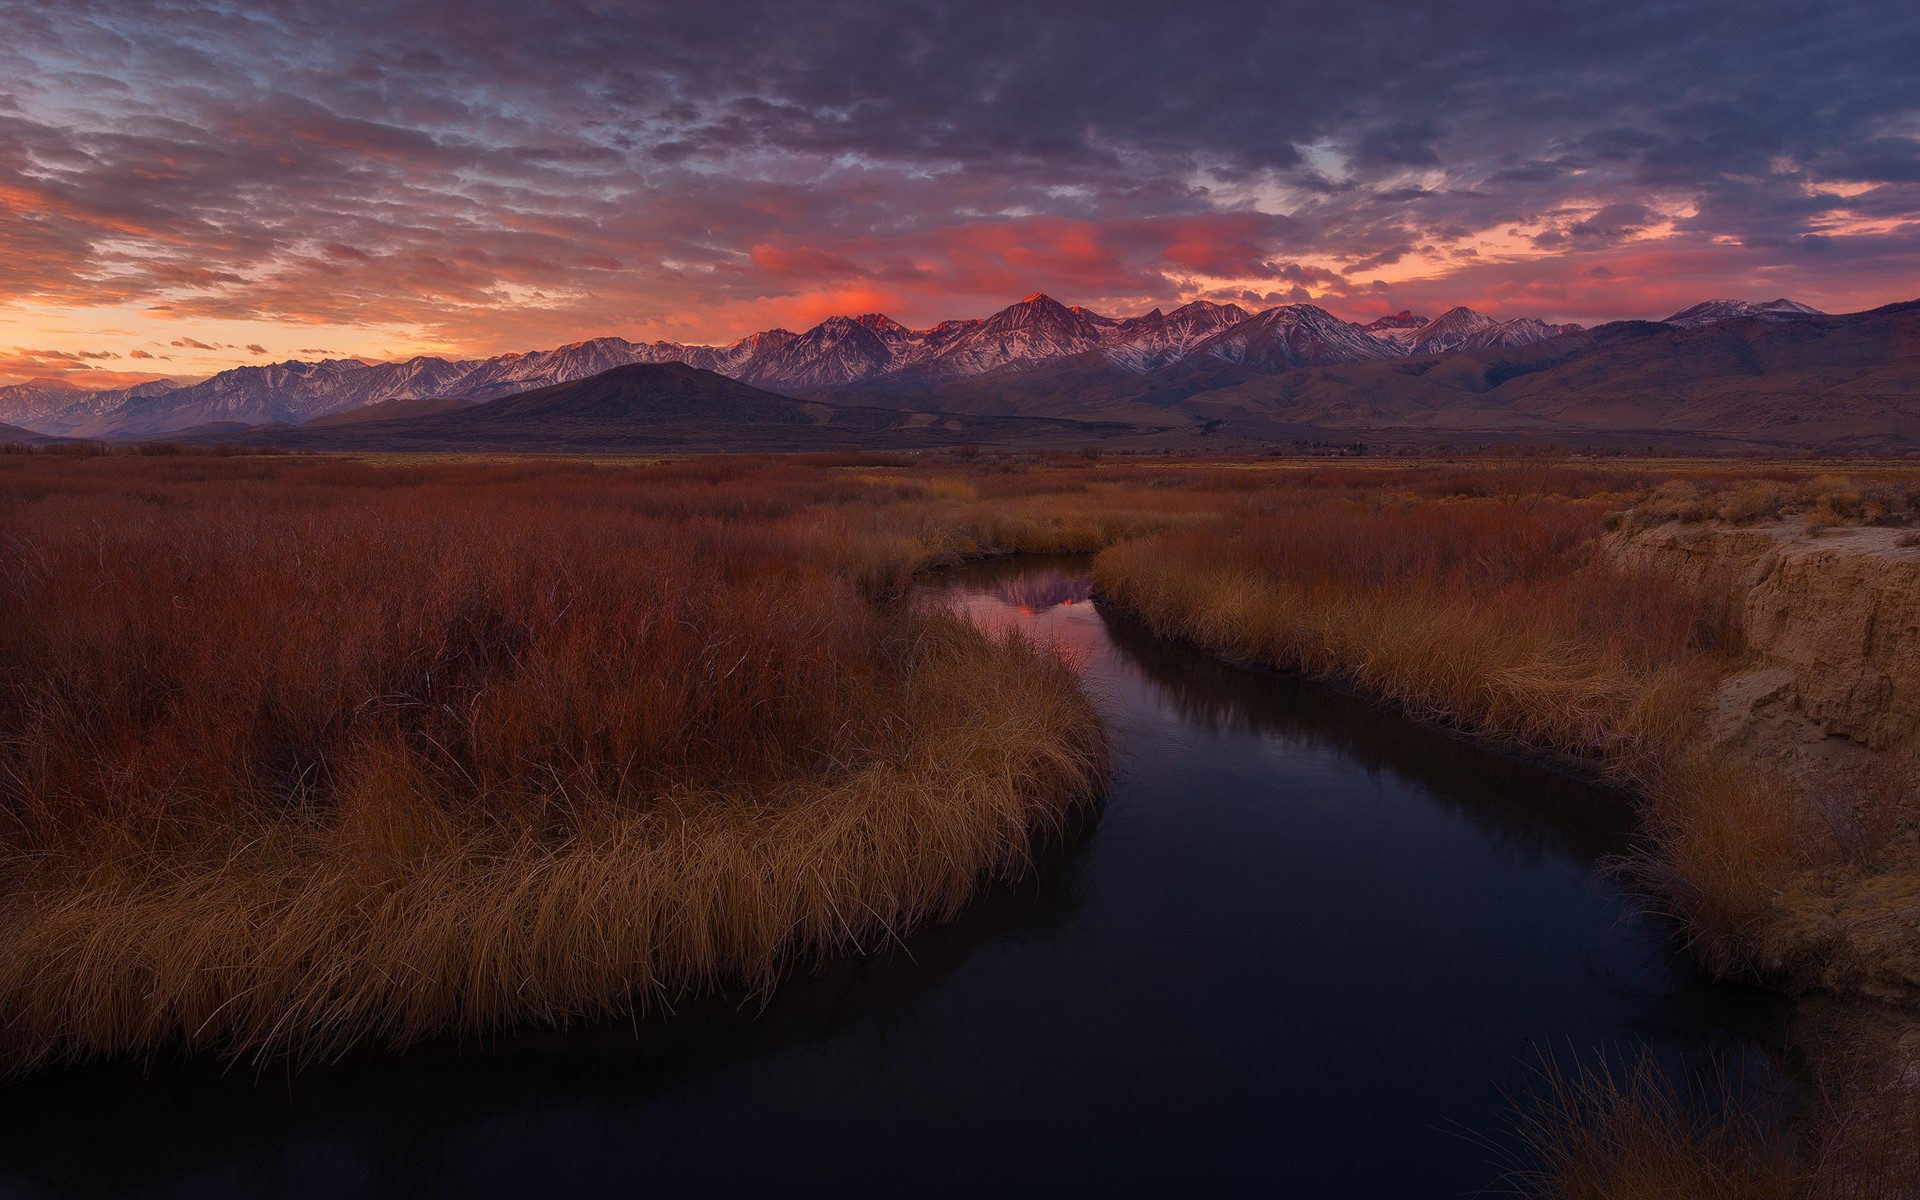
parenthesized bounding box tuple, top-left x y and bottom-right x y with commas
(1085, 461, 1920, 990)
(1092, 487, 1738, 778)
(1075, 459, 1920, 1197)
(0, 621, 1101, 1074)
(1505, 1028, 1920, 1200)
(1620, 474, 1920, 530)
(1760, 846, 1920, 1003)
(1501, 1049, 1797, 1200)
(0, 453, 1108, 1072)
(1631, 755, 1812, 977)
(1788, 1003, 1920, 1198)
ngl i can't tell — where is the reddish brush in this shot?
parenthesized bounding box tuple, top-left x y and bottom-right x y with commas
(0, 453, 1107, 1072)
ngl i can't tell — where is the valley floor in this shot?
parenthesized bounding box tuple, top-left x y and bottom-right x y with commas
(3, 445, 1918, 1193)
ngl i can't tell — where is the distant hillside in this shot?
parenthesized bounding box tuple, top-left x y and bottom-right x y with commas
(0, 420, 61, 445)
(214, 362, 1144, 452)
(1496, 301, 1920, 447)
(299, 394, 477, 428)
(815, 352, 1273, 426)
(253, 304, 1912, 454)
(938, 303, 1920, 451)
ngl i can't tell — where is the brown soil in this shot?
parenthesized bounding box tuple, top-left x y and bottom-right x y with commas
(1619, 521, 1920, 1002)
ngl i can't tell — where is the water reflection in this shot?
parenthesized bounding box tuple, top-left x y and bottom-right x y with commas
(0, 556, 1791, 1199)
(986, 568, 1092, 613)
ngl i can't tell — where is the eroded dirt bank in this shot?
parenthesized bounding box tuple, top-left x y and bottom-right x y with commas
(1617, 521, 1920, 1004)
(1617, 521, 1920, 796)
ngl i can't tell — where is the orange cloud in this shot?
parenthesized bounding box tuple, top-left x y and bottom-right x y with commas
(0, 346, 181, 388)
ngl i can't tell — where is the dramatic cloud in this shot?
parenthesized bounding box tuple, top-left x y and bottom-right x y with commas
(0, 345, 183, 389)
(2, 0, 1917, 382)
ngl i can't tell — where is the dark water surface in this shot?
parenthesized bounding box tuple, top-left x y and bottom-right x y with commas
(0, 557, 1788, 1198)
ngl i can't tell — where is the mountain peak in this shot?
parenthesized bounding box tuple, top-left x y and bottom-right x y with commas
(1364, 310, 1429, 332)
(1188, 301, 1395, 370)
(1168, 299, 1247, 320)
(1404, 307, 1524, 356)
(1758, 297, 1824, 316)
(1257, 302, 1342, 323)
(853, 313, 911, 336)
(1663, 297, 1826, 328)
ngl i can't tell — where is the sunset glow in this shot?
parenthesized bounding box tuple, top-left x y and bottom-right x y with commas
(4, 1, 1917, 387)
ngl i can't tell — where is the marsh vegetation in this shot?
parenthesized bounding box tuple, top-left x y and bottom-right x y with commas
(3, 447, 1918, 1195)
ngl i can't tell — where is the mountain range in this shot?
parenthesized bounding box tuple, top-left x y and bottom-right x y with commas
(212, 362, 1133, 453)
(1157, 300, 1920, 452)
(0, 293, 1801, 441)
(3, 290, 1906, 452)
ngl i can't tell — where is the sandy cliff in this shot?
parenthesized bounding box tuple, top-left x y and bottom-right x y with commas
(1618, 520, 1920, 999)
(1618, 520, 1920, 785)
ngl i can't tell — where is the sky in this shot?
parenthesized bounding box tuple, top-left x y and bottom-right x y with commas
(3, 0, 1919, 389)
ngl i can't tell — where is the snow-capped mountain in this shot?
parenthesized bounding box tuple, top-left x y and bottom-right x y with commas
(1403, 307, 1502, 356)
(30, 357, 484, 438)
(916, 318, 985, 356)
(1469, 316, 1585, 350)
(452, 336, 737, 401)
(6, 292, 1757, 439)
(1399, 306, 1584, 357)
(1361, 310, 1431, 351)
(0, 378, 90, 427)
(737, 316, 908, 389)
(1101, 301, 1251, 370)
(1189, 304, 1398, 370)
(914, 293, 1112, 378)
(701, 329, 801, 376)
(1661, 298, 1826, 329)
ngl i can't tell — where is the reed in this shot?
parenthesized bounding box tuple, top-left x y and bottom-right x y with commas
(1092, 490, 1737, 778)
(0, 454, 1106, 1072)
(1080, 460, 1920, 1195)
(1085, 463, 1920, 988)
(1501, 1049, 1797, 1200)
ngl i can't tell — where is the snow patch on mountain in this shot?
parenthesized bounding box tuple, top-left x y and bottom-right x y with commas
(1362, 310, 1431, 351)
(1661, 298, 1826, 329)
(1101, 301, 1251, 370)
(1188, 304, 1398, 370)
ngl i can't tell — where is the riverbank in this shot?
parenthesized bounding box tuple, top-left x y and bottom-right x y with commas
(1083, 470, 1920, 1195)
(1088, 479, 1920, 999)
(1614, 519, 1920, 1002)
(0, 454, 1110, 1073)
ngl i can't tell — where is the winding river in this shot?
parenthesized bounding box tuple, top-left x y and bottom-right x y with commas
(0, 556, 1789, 1198)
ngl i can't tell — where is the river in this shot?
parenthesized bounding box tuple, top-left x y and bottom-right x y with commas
(0, 555, 1790, 1198)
